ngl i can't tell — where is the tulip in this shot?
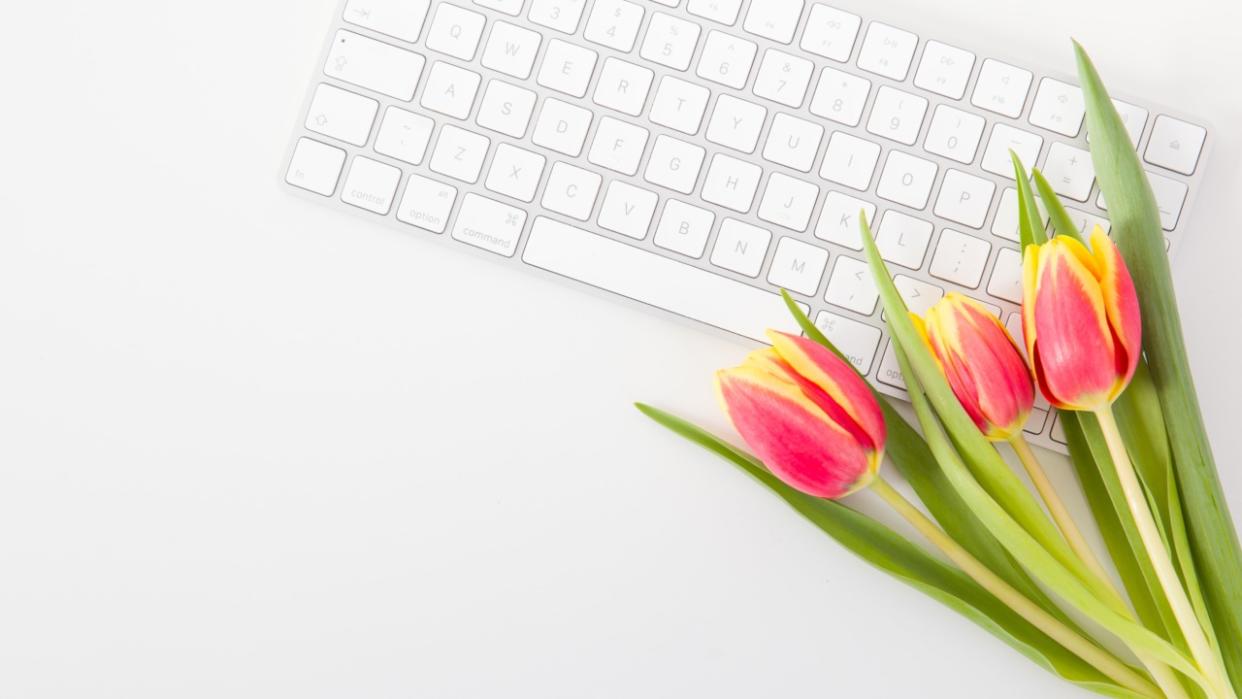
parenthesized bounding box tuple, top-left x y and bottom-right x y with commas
(1021, 227, 1142, 411)
(714, 330, 885, 499)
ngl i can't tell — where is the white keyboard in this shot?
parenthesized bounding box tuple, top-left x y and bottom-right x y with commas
(283, 0, 1211, 453)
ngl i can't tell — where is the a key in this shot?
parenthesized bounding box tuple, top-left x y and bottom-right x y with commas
(598, 181, 659, 239)
(640, 13, 701, 71)
(396, 174, 457, 233)
(924, 105, 985, 165)
(584, 0, 645, 52)
(876, 340, 907, 389)
(768, 237, 829, 296)
(1028, 78, 1085, 137)
(971, 59, 1032, 119)
(541, 162, 602, 220)
(986, 248, 1024, 303)
(451, 193, 529, 256)
(425, 4, 486, 60)
(374, 106, 434, 164)
(705, 95, 767, 153)
(762, 113, 823, 172)
(428, 124, 490, 183)
(1042, 143, 1095, 201)
(537, 39, 598, 98)
(475, 80, 537, 138)
(649, 76, 711, 135)
(326, 30, 425, 101)
(306, 83, 379, 146)
(752, 49, 814, 108)
(814, 192, 875, 250)
(528, 0, 587, 33)
(1145, 115, 1206, 175)
(893, 275, 944, 317)
(480, 21, 542, 80)
(929, 228, 991, 288)
(484, 143, 546, 203)
(342, 156, 402, 214)
(742, 0, 804, 44)
(876, 151, 938, 210)
(875, 211, 933, 269)
(644, 135, 707, 194)
(819, 132, 880, 191)
(695, 31, 757, 90)
(686, 0, 745, 25)
(799, 4, 860, 62)
(592, 58, 654, 117)
(934, 169, 995, 228)
(701, 154, 763, 213)
(654, 200, 715, 257)
(856, 22, 917, 81)
(913, 41, 975, 100)
(531, 99, 592, 156)
(344, 0, 431, 42)
(588, 116, 651, 176)
(992, 187, 1049, 242)
(419, 61, 481, 119)
(814, 311, 882, 374)
(1110, 100, 1149, 148)
(1099, 172, 1186, 231)
(824, 255, 879, 315)
(981, 123, 1043, 178)
(867, 85, 928, 146)
(1064, 207, 1111, 235)
(475, 0, 526, 16)
(758, 172, 820, 232)
(286, 138, 346, 196)
(808, 67, 871, 127)
(711, 219, 771, 277)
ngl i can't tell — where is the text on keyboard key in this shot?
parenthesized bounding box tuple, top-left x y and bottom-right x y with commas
(287, 138, 347, 196)
(452, 193, 529, 256)
(342, 156, 402, 214)
(856, 22, 917, 81)
(913, 41, 974, 100)
(824, 256, 878, 316)
(425, 4, 486, 61)
(799, 4, 860, 62)
(397, 174, 458, 233)
(875, 211, 933, 269)
(1144, 115, 1206, 175)
(814, 311, 881, 374)
(344, 0, 431, 42)
(326, 30, 425, 101)
(641, 13, 702, 71)
(767, 236, 828, 296)
(711, 219, 771, 277)
(743, 0, 804, 43)
(971, 58, 1032, 119)
(929, 228, 990, 288)
(1028, 78, 1084, 137)
(375, 106, 435, 164)
(306, 83, 379, 146)
(981, 123, 1043, 178)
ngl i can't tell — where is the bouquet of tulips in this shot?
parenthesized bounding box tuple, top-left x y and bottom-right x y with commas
(638, 45, 1241, 698)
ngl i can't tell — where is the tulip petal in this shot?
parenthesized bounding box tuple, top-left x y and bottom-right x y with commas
(1088, 227, 1142, 397)
(943, 297, 1033, 439)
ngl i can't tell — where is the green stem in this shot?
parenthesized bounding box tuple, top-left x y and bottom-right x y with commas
(869, 476, 1160, 698)
(1095, 407, 1236, 699)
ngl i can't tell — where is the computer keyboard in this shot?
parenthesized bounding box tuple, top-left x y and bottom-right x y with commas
(283, 0, 1211, 453)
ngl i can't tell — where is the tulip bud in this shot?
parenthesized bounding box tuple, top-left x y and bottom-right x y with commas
(1021, 228, 1142, 411)
(919, 293, 1035, 441)
(715, 331, 886, 499)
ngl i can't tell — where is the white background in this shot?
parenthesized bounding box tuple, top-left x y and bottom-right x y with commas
(2, 1, 1241, 697)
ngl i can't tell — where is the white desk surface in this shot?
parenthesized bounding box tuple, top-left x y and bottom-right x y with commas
(3, 1, 1240, 696)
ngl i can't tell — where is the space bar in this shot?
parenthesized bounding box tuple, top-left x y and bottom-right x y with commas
(522, 217, 805, 342)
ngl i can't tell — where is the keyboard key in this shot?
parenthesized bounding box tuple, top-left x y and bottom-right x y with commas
(705, 95, 766, 153)
(429, 124, 490, 183)
(527, 0, 587, 33)
(856, 22, 917, 81)
(867, 86, 927, 145)
(913, 41, 974, 99)
(531, 99, 592, 156)
(584, 0, 645, 52)
(875, 211, 933, 269)
(819, 131, 880, 191)
(824, 255, 878, 315)
(476, 80, 537, 138)
(696, 31, 757, 89)
(814, 311, 881, 373)
(645, 135, 707, 194)
(991, 187, 1049, 242)
(929, 228, 990, 287)
(425, 4, 486, 60)
(986, 247, 1024, 303)
(475, 0, 525, 16)
(654, 200, 715, 257)
(1042, 143, 1095, 201)
(877, 151, 938, 209)
(758, 172, 819, 231)
(768, 237, 829, 296)
(924, 105, 985, 164)
(598, 181, 659, 239)
(484, 143, 546, 202)
(1099, 171, 1187, 231)
(753, 49, 814, 108)
(592, 58, 654, 116)
(480, 21, 542, 79)
(374, 106, 434, 164)
(934, 169, 995, 228)
(762, 113, 823, 172)
(971, 59, 1032, 119)
(286, 138, 346, 196)
(1028, 78, 1085, 137)
(814, 192, 875, 250)
(306, 83, 379, 146)
(1145, 115, 1206, 175)
(701, 154, 763, 212)
(1111, 100, 1149, 148)
(641, 13, 702, 71)
(344, 0, 431, 42)
(809, 67, 871, 127)
(588, 116, 650, 175)
(396, 174, 457, 232)
(326, 30, 425, 101)
(419, 61, 481, 119)
(893, 275, 944, 317)
(451, 193, 528, 257)
(542, 162, 602, 219)
(687, 0, 745, 25)
(522, 218, 803, 342)
(342, 156, 402, 214)
(537, 39, 598, 97)
(743, 0, 804, 43)
(711, 219, 771, 276)
(649, 76, 711, 134)
(981, 123, 1043, 178)
(799, 4, 860, 62)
